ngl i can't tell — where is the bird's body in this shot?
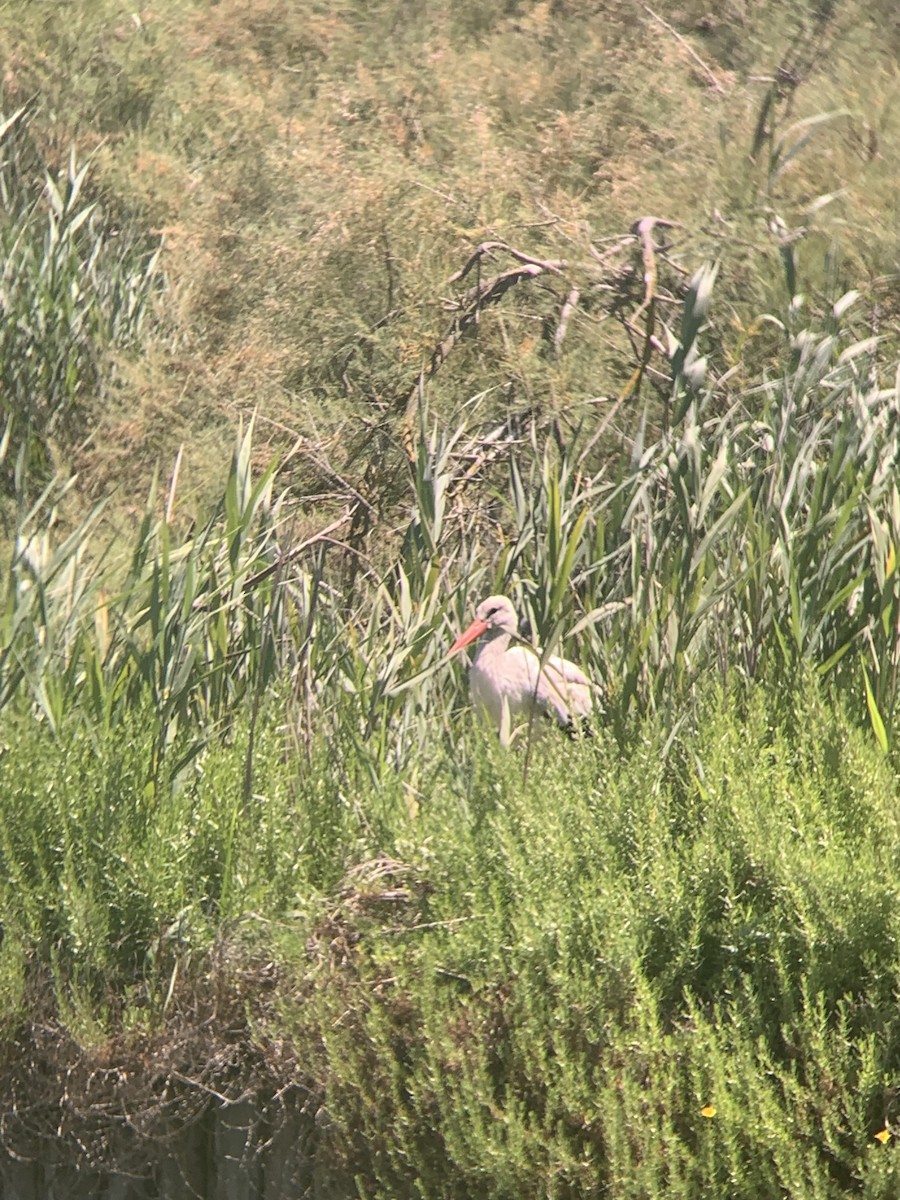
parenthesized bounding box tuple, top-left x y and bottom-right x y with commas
(450, 595, 594, 745)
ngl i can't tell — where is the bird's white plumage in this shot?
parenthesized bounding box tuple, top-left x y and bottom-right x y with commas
(451, 595, 594, 744)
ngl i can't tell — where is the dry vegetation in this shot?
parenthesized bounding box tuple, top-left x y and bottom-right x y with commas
(2, 0, 898, 527)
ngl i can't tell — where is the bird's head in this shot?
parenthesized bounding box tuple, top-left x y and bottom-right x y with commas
(450, 594, 519, 653)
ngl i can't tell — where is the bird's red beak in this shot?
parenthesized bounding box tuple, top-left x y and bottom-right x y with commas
(450, 617, 489, 654)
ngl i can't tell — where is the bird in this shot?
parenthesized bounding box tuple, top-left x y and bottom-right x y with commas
(449, 594, 595, 745)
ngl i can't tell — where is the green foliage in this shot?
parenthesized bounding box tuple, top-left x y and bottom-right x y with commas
(0, 1, 899, 1191)
(0, 423, 289, 770)
(0, 369, 899, 1188)
(0, 109, 162, 485)
(272, 685, 900, 1199)
(3, 641, 900, 1194)
(4, 0, 897, 506)
(2, 265, 899, 763)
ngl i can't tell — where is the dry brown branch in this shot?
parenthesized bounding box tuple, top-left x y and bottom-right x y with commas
(344, 227, 682, 565)
(396, 255, 567, 425)
(448, 241, 567, 285)
(553, 286, 581, 359)
(243, 509, 353, 591)
(458, 414, 529, 485)
(619, 217, 680, 402)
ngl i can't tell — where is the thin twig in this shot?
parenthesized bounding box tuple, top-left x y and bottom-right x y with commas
(381, 915, 483, 935)
(642, 4, 725, 94)
(168, 1071, 251, 1109)
(619, 217, 664, 401)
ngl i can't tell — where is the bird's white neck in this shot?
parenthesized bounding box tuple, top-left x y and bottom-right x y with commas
(472, 626, 515, 662)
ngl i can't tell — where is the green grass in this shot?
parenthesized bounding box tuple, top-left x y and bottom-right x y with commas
(0, 0, 899, 1192)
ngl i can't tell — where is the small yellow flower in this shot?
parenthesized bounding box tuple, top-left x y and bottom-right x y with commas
(874, 1128, 891, 1144)
(700, 1105, 717, 1119)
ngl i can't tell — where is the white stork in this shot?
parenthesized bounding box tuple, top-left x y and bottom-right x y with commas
(450, 594, 595, 745)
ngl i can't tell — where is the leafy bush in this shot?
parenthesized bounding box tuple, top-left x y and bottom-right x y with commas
(3, 639, 900, 1196)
